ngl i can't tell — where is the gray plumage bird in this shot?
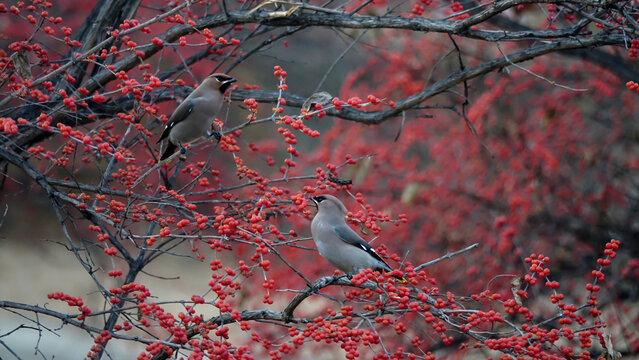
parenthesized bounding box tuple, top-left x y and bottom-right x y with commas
(310, 195, 404, 280)
(158, 73, 236, 161)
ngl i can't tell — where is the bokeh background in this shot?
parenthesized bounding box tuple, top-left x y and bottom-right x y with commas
(1, 0, 639, 358)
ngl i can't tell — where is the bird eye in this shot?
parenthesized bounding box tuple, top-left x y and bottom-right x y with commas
(315, 196, 326, 202)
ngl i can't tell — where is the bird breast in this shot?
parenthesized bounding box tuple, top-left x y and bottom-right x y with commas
(169, 95, 223, 144)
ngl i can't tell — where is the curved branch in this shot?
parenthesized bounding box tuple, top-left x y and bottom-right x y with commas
(4, 29, 623, 156)
(231, 32, 623, 125)
(2, 3, 626, 153)
(282, 275, 359, 321)
(0, 301, 183, 347)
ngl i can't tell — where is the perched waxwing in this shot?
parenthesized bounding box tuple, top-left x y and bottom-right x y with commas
(158, 73, 236, 161)
(310, 195, 404, 280)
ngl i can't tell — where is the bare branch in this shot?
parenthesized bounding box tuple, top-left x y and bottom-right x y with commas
(414, 243, 480, 271)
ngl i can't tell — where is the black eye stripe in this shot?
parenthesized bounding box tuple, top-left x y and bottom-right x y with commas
(310, 196, 326, 203)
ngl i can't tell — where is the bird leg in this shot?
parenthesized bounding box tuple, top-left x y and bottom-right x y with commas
(345, 272, 354, 280)
(178, 145, 188, 161)
(207, 129, 222, 140)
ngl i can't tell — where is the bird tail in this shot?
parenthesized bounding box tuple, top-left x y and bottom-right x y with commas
(160, 142, 177, 161)
(391, 273, 408, 283)
(379, 268, 407, 283)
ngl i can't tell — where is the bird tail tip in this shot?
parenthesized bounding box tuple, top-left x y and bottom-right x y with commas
(381, 269, 407, 283)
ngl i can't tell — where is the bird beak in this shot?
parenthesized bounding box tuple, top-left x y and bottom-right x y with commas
(217, 77, 237, 94)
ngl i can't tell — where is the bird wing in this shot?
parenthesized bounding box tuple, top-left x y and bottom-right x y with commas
(157, 100, 194, 143)
(333, 224, 392, 269)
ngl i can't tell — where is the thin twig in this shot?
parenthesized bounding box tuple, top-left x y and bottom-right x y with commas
(414, 243, 480, 271)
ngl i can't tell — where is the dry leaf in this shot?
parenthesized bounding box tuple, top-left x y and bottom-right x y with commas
(353, 156, 372, 185)
(510, 277, 523, 306)
(303, 91, 332, 112)
(600, 332, 621, 360)
(13, 49, 31, 79)
(401, 182, 421, 205)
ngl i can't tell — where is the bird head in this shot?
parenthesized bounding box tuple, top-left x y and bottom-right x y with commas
(205, 73, 237, 94)
(310, 195, 349, 215)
